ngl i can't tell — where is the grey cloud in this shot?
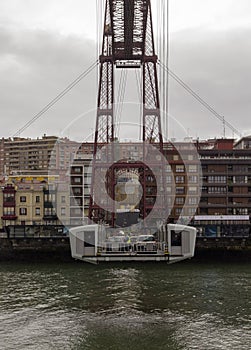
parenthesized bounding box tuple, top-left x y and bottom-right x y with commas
(0, 26, 97, 138)
(168, 27, 251, 139)
(0, 23, 251, 141)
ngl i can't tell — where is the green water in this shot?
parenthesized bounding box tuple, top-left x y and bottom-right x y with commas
(0, 262, 250, 350)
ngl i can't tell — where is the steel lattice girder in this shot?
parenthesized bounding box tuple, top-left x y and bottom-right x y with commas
(89, 0, 166, 227)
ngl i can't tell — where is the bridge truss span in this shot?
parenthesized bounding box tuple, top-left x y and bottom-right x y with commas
(89, 0, 166, 229)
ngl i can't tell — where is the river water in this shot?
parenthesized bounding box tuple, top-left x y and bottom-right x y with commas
(0, 261, 250, 350)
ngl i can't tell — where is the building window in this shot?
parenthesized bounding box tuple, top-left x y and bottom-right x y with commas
(176, 165, 184, 173)
(20, 207, 27, 215)
(189, 175, 198, 183)
(35, 208, 40, 215)
(61, 196, 66, 203)
(175, 197, 185, 205)
(188, 207, 196, 215)
(44, 208, 56, 216)
(202, 186, 208, 193)
(233, 208, 248, 215)
(166, 197, 172, 205)
(208, 176, 226, 183)
(188, 186, 197, 194)
(61, 207, 66, 216)
(176, 176, 184, 184)
(208, 187, 226, 194)
(233, 176, 248, 184)
(234, 166, 249, 173)
(188, 197, 197, 205)
(72, 177, 82, 184)
(72, 187, 82, 196)
(3, 207, 15, 215)
(84, 198, 90, 206)
(72, 167, 82, 173)
(166, 175, 173, 183)
(175, 208, 182, 215)
(188, 165, 197, 173)
(36, 196, 40, 203)
(166, 187, 172, 193)
(146, 175, 154, 182)
(20, 196, 26, 203)
(4, 193, 14, 202)
(44, 193, 56, 202)
(176, 187, 185, 194)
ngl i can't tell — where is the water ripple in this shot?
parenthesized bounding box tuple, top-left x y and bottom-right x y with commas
(0, 262, 250, 350)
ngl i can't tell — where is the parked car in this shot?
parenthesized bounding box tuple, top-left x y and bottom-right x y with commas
(136, 235, 155, 242)
(135, 235, 157, 253)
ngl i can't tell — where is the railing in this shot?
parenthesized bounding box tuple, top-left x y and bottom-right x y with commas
(5, 225, 69, 238)
(100, 241, 166, 254)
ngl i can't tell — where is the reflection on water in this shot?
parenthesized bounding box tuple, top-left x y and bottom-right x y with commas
(0, 262, 250, 350)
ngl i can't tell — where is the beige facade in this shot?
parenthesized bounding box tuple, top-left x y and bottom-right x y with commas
(1, 135, 79, 177)
(15, 188, 44, 226)
(0, 176, 70, 230)
(3, 135, 58, 174)
(1, 138, 251, 235)
(56, 183, 71, 227)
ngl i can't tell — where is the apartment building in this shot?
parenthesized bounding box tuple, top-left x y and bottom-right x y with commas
(162, 137, 250, 235)
(194, 137, 251, 236)
(0, 176, 70, 230)
(1, 135, 79, 177)
(3, 135, 57, 174)
(67, 138, 251, 236)
(70, 155, 92, 226)
(1, 136, 251, 236)
(0, 183, 18, 226)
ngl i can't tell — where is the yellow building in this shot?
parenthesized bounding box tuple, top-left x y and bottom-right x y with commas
(0, 175, 70, 230)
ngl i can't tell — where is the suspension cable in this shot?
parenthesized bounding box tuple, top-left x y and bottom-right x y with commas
(115, 69, 125, 134)
(135, 68, 143, 140)
(12, 60, 99, 137)
(158, 60, 242, 138)
(116, 69, 128, 136)
(156, 0, 169, 140)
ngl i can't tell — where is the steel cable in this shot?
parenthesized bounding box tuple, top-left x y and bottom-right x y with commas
(158, 60, 242, 138)
(12, 60, 99, 137)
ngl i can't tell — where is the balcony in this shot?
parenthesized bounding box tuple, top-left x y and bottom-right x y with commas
(44, 201, 54, 208)
(227, 203, 251, 207)
(3, 201, 16, 207)
(43, 215, 58, 221)
(1, 215, 17, 220)
(199, 203, 226, 208)
(201, 192, 227, 197)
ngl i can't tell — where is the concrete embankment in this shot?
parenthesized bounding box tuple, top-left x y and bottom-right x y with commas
(194, 236, 251, 262)
(0, 236, 250, 262)
(0, 237, 71, 262)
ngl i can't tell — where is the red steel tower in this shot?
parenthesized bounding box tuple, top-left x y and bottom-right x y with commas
(89, 0, 166, 229)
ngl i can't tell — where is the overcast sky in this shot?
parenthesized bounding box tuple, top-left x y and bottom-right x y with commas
(1, 0, 251, 142)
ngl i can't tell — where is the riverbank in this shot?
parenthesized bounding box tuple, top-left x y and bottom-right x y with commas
(0, 236, 251, 262)
(0, 236, 71, 262)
